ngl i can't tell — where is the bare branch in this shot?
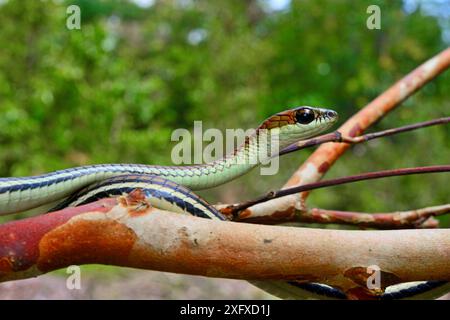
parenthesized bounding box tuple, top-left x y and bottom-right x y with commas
(224, 165, 450, 216)
(279, 117, 450, 157)
(295, 205, 449, 229)
(239, 48, 450, 221)
(225, 204, 450, 229)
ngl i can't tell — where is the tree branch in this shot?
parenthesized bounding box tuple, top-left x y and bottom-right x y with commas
(224, 165, 450, 216)
(299, 205, 450, 229)
(232, 204, 449, 229)
(279, 117, 450, 157)
(238, 48, 450, 221)
(1, 192, 449, 298)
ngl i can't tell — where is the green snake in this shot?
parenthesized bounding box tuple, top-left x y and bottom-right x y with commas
(0, 106, 448, 299)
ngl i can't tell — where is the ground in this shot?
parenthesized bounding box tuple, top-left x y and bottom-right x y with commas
(0, 269, 448, 299)
(0, 269, 273, 299)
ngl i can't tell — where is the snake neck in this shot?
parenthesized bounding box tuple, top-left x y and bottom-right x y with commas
(180, 130, 287, 190)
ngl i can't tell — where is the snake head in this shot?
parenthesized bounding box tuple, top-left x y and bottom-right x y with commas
(258, 106, 338, 148)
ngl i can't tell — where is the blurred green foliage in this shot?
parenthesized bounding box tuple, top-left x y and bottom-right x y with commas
(0, 0, 448, 226)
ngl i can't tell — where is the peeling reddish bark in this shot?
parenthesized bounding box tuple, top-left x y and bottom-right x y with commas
(0, 199, 116, 281)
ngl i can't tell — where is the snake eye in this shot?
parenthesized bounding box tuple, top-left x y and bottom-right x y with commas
(295, 108, 315, 124)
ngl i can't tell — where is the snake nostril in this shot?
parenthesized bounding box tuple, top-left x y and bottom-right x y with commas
(326, 111, 337, 118)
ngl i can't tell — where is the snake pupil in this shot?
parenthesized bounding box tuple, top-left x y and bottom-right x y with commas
(295, 108, 315, 124)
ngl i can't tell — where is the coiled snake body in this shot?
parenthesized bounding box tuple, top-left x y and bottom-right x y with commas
(0, 106, 448, 299)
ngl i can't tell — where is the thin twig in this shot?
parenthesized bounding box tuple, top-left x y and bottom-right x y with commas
(279, 117, 450, 156)
(294, 204, 450, 229)
(225, 165, 450, 215)
(226, 204, 449, 229)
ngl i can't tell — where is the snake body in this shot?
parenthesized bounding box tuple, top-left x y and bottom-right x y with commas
(0, 107, 335, 216)
(0, 106, 448, 299)
(51, 174, 226, 220)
